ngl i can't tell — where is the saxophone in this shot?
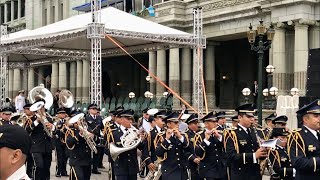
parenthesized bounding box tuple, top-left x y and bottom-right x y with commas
(251, 124, 276, 176)
(145, 160, 162, 180)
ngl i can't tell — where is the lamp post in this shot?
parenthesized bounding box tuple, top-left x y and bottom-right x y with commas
(266, 65, 275, 89)
(146, 75, 151, 91)
(269, 87, 279, 109)
(242, 88, 251, 104)
(290, 88, 299, 96)
(247, 20, 275, 125)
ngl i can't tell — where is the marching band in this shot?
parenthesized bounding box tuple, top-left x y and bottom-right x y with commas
(0, 85, 320, 180)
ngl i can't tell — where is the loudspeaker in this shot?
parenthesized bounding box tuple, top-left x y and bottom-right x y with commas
(306, 48, 320, 97)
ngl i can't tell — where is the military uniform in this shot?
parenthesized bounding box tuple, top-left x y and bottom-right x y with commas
(85, 103, 104, 174)
(0, 107, 14, 125)
(65, 126, 92, 180)
(257, 126, 272, 140)
(185, 128, 200, 180)
(194, 112, 225, 180)
(224, 104, 262, 180)
(268, 128, 294, 180)
(155, 112, 189, 180)
(25, 112, 54, 180)
(53, 116, 68, 177)
(288, 99, 320, 180)
(109, 109, 143, 180)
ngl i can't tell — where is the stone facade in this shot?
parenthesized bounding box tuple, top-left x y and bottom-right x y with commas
(5, 0, 320, 109)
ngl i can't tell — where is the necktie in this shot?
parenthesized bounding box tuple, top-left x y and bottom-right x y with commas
(317, 132, 320, 142)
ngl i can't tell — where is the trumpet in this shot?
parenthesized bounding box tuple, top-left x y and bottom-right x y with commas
(69, 113, 97, 154)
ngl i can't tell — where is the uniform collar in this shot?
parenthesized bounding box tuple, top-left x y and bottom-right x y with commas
(304, 125, 318, 139)
(7, 165, 30, 180)
(156, 125, 162, 133)
(238, 124, 248, 132)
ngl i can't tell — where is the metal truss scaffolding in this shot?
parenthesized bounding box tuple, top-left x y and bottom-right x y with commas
(0, 25, 8, 107)
(0, 55, 8, 107)
(193, 7, 206, 117)
(87, 0, 105, 107)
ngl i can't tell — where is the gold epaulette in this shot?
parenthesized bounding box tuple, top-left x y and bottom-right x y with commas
(290, 128, 302, 133)
(225, 127, 237, 131)
(196, 131, 204, 135)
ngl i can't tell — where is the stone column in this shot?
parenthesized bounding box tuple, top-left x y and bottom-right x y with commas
(58, 62, 67, 89)
(8, 69, 13, 99)
(181, 48, 192, 105)
(309, 25, 320, 49)
(13, 68, 21, 96)
(76, 60, 83, 102)
(47, 0, 51, 24)
(82, 60, 90, 103)
(28, 68, 35, 92)
(204, 44, 216, 109)
(156, 50, 166, 99)
(4, 2, 7, 23)
(272, 26, 288, 95)
(169, 48, 180, 109)
(10, 0, 14, 22)
(294, 23, 309, 96)
(54, 0, 60, 22)
(149, 51, 156, 94)
(17, 0, 21, 19)
(38, 67, 44, 85)
(69, 61, 76, 99)
(63, 0, 69, 19)
(51, 63, 59, 93)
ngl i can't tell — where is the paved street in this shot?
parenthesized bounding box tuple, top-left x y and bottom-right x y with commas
(49, 150, 270, 180)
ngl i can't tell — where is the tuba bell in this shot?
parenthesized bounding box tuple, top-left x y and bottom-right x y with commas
(109, 127, 142, 161)
(28, 84, 53, 110)
(59, 89, 74, 108)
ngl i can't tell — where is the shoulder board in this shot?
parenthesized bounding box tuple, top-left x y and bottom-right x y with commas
(157, 132, 165, 136)
(291, 128, 302, 133)
(226, 127, 237, 131)
(196, 131, 204, 135)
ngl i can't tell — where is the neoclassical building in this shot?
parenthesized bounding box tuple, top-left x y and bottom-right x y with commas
(3, 0, 320, 109)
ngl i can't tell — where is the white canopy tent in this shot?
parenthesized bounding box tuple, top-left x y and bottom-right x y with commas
(0, 6, 205, 114)
(0, 7, 202, 66)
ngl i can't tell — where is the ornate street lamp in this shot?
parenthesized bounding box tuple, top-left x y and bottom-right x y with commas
(290, 88, 299, 96)
(242, 88, 251, 103)
(163, 92, 168, 97)
(247, 20, 275, 125)
(129, 92, 135, 99)
(269, 87, 279, 96)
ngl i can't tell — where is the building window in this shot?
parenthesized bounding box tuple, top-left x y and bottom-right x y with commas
(21, 0, 25, 17)
(7, 3, 11, 22)
(60, 3, 63, 20)
(44, 9, 47, 25)
(52, 6, 55, 22)
(0, 5, 4, 24)
(14, 0, 18, 19)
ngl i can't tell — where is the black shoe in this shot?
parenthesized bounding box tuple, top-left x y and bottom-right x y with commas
(92, 170, 101, 174)
(55, 173, 61, 177)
